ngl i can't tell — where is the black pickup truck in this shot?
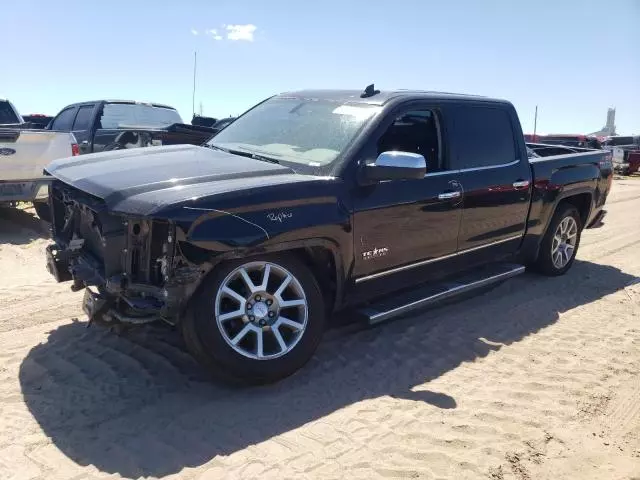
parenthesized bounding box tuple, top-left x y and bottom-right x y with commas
(45, 100, 218, 154)
(43, 86, 613, 384)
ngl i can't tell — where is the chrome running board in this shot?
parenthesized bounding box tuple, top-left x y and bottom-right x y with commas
(358, 263, 526, 325)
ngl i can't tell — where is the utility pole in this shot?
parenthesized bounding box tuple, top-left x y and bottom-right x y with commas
(192, 51, 197, 117)
(533, 105, 538, 140)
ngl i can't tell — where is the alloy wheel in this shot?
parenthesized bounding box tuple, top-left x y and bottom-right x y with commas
(551, 216, 578, 269)
(214, 261, 309, 360)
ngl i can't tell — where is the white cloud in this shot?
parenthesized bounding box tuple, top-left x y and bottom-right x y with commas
(191, 28, 199, 36)
(226, 24, 257, 42)
(205, 29, 223, 41)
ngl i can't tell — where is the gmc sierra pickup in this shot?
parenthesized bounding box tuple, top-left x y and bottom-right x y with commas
(43, 86, 613, 384)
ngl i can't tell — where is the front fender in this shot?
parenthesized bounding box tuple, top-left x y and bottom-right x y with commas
(177, 198, 353, 309)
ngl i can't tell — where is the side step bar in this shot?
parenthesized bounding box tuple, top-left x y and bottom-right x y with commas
(358, 263, 526, 325)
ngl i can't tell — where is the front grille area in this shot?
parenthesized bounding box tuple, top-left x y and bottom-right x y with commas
(125, 219, 170, 285)
(50, 181, 171, 286)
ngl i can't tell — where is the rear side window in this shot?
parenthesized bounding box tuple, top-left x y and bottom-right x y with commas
(72, 105, 94, 131)
(453, 106, 516, 169)
(0, 101, 21, 124)
(51, 108, 77, 131)
(97, 103, 182, 129)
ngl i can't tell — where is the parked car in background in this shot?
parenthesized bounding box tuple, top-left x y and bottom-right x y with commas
(0, 101, 53, 130)
(43, 86, 613, 384)
(536, 134, 603, 150)
(526, 142, 582, 158)
(0, 99, 24, 127)
(21, 114, 54, 129)
(625, 151, 640, 175)
(45, 100, 218, 155)
(0, 127, 78, 218)
(191, 114, 218, 128)
(211, 116, 236, 131)
(601, 135, 640, 175)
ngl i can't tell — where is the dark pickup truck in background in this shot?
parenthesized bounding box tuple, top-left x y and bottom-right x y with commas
(43, 86, 613, 384)
(45, 100, 218, 154)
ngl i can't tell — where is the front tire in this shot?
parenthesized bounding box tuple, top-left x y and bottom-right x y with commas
(532, 203, 582, 276)
(181, 254, 325, 385)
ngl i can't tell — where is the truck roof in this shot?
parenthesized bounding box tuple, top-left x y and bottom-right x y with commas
(63, 100, 176, 110)
(276, 88, 510, 106)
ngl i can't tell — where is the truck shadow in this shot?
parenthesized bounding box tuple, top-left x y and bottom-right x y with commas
(0, 205, 49, 244)
(18, 260, 638, 478)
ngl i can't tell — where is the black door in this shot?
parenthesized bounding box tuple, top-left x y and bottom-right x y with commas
(70, 104, 96, 154)
(451, 105, 532, 263)
(352, 106, 462, 288)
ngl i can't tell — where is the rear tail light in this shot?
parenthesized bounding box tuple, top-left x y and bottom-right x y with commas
(71, 143, 80, 156)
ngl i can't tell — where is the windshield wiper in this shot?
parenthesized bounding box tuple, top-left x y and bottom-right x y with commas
(205, 144, 230, 153)
(208, 144, 280, 164)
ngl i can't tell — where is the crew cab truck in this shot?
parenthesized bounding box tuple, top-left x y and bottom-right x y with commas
(45, 100, 217, 155)
(43, 87, 613, 385)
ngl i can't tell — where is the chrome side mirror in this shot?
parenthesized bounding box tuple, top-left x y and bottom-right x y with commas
(363, 151, 427, 182)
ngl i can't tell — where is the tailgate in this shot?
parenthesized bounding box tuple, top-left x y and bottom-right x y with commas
(0, 129, 75, 181)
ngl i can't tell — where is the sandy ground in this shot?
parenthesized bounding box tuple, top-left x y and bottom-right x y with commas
(0, 179, 639, 480)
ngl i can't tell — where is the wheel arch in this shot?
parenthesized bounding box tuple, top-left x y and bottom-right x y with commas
(522, 188, 593, 264)
(182, 238, 346, 314)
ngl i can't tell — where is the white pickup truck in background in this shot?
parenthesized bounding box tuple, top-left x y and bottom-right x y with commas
(1, 100, 79, 220)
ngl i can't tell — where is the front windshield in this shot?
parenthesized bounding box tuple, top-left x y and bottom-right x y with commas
(208, 97, 381, 166)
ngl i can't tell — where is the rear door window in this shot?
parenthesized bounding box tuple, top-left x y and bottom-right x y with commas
(452, 106, 516, 169)
(72, 105, 94, 131)
(51, 108, 77, 131)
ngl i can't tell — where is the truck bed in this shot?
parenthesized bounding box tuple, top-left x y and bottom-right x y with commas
(528, 149, 613, 230)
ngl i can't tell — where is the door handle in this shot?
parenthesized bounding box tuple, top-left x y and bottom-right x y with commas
(512, 180, 530, 189)
(438, 191, 461, 200)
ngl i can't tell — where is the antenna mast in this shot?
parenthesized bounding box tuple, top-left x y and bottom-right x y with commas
(192, 51, 197, 117)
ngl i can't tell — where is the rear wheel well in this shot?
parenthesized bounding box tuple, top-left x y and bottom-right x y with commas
(558, 193, 591, 227)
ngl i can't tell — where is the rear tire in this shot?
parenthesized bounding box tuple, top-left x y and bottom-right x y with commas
(181, 253, 325, 385)
(532, 203, 582, 276)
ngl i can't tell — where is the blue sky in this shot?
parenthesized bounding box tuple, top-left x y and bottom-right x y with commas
(3, 0, 639, 134)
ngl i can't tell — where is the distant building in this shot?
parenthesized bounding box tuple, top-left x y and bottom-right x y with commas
(590, 108, 616, 137)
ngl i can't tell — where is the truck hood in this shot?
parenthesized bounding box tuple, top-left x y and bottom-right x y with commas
(45, 144, 305, 215)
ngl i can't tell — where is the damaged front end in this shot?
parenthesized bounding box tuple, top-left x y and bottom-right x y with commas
(45, 181, 208, 327)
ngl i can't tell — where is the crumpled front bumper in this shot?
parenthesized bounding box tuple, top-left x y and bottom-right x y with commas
(45, 236, 203, 326)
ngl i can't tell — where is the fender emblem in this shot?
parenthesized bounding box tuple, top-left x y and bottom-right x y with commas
(267, 211, 293, 223)
(362, 247, 389, 260)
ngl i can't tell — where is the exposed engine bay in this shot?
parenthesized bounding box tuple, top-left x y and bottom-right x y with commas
(45, 181, 209, 326)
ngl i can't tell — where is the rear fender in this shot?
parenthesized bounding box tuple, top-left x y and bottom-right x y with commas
(522, 185, 594, 264)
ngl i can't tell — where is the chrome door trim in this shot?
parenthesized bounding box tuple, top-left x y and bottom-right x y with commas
(424, 159, 521, 178)
(354, 234, 523, 284)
